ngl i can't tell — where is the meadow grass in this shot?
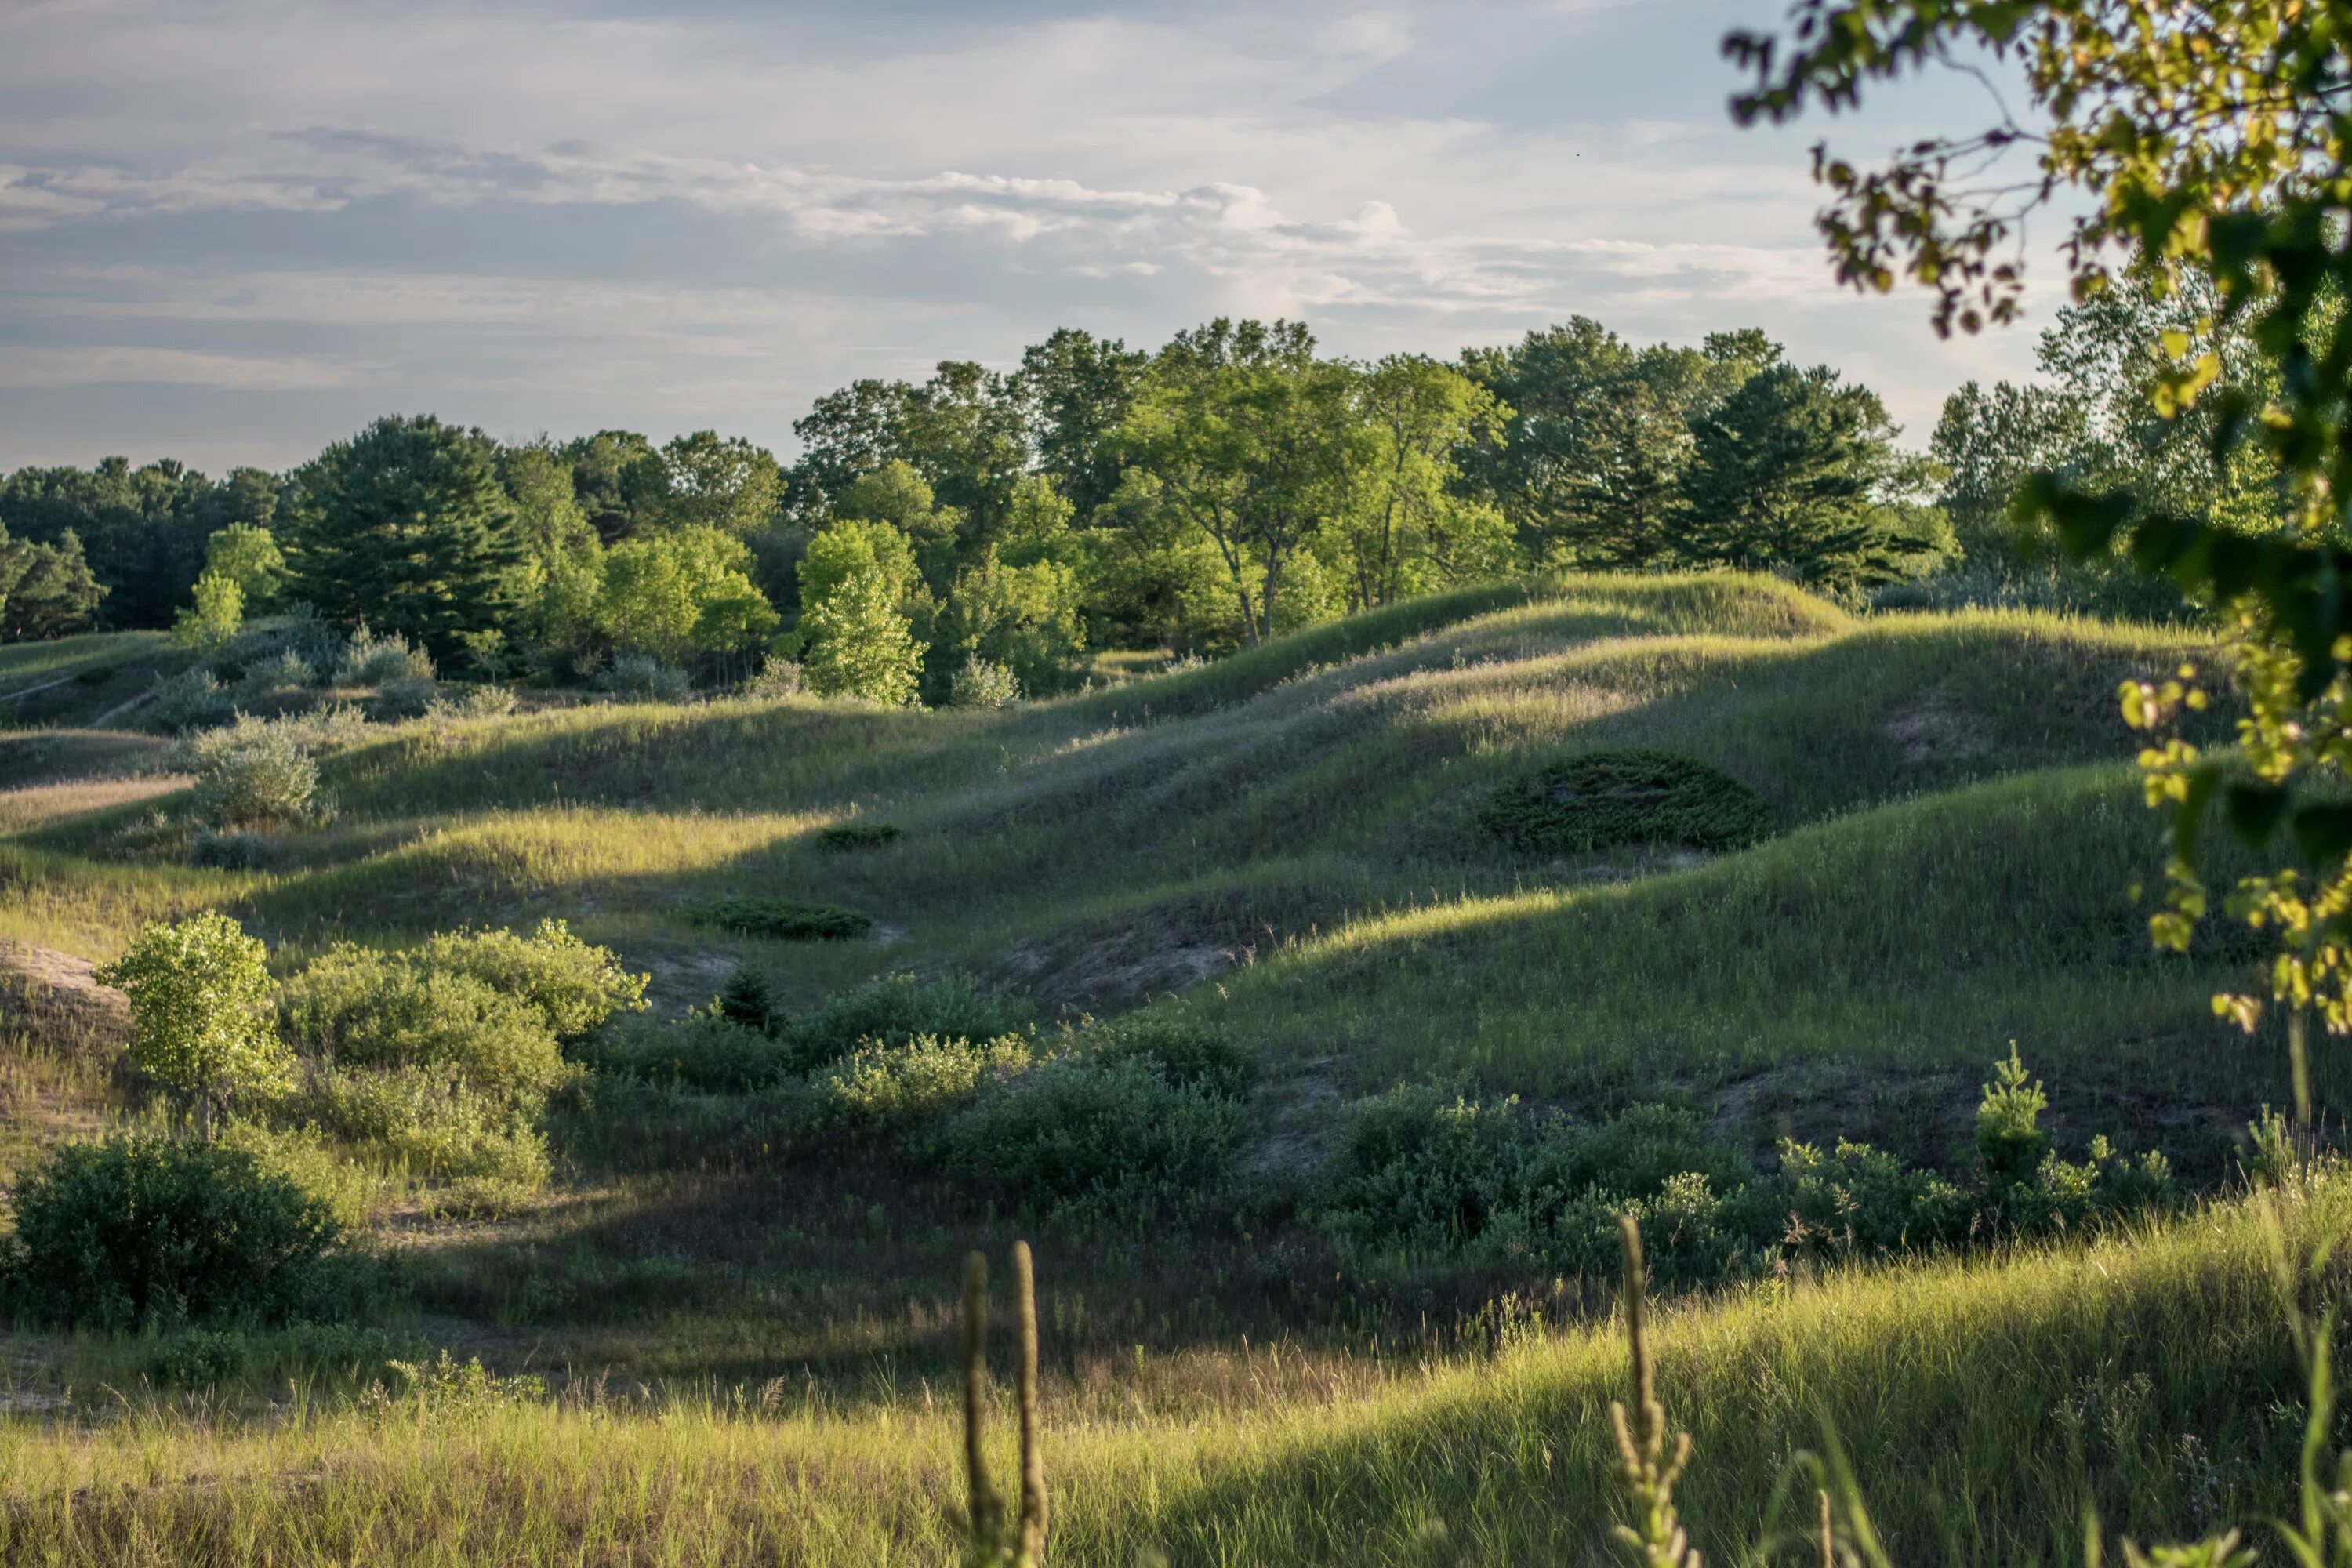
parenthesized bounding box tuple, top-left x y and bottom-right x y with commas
(0, 1177, 2334, 1565)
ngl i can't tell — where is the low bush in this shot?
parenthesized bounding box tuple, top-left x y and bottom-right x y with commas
(742, 655, 805, 700)
(370, 675, 439, 720)
(338, 626, 435, 687)
(1478, 748, 1774, 854)
(949, 657, 1022, 710)
(408, 920, 648, 1040)
(935, 1052, 1248, 1224)
(579, 1008, 789, 1093)
(2, 1136, 342, 1330)
(144, 670, 234, 733)
(817, 821, 902, 851)
(428, 684, 516, 722)
(813, 1033, 1031, 1135)
(690, 896, 873, 942)
(273, 923, 637, 1184)
(1074, 1012, 1253, 1098)
(189, 727, 323, 829)
(775, 972, 1032, 1074)
(235, 649, 315, 699)
(600, 655, 691, 703)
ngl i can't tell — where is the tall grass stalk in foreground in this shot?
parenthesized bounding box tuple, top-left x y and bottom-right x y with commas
(1603, 1200, 2352, 1568)
(962, 1240, 1049, 1566)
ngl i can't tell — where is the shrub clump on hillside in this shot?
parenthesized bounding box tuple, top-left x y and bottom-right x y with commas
(337, 625, 435, 688)
(1315, 1049, 2175, 1284)
(145, 669, 235, 734)
(275, 920, 647, 1191)
(188, 725, 325, 830)
(2, 1137, 342, 1330)
(689, 896, 874, 943)
(600, 655, 691, 703)
(1478, 748, 1774, 855)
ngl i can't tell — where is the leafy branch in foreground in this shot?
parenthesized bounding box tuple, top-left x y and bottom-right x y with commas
(1724, 0, 2352, 1111)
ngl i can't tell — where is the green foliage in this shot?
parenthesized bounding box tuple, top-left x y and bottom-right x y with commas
(337, 624, 436, 687)
(596, 525, 779, 662)
(937, 548, 1082, 697)
(291, 416, 521, 660)
(273, 923, 632, 1181)
(812, 1033, 1031, 1135)
(717, 962, 779, 1033)
(689, 897, 873, 942)
(96, 913, 291, 1128)
(1780, 1138, 1970, 1256)
(1976, 1046, 2053, 1188)
(580, 1008, 787, 1094)
(0, 458, 271, 629)
(202, 523, 287, 610)
(599, 654, 691, 703)
(935, 1052, 1247, 1224)
(799, 545, 925, 706)
(742, 654, 805, 699)
(1479, 748, 1774, 855)
(1673, 364, 1948, 591)
(1073, 1012, 1253, 1098)
(948, 656, 1022, 710)
(170, 570, 244, 650)
(143, 667, 234, 732)
(187, 724, 324, 830)
(775, 973, 1032, 1076)
(817, 821, 901, 851)
(0, 524, 107, 641)
(2, 1136, 341, 1330)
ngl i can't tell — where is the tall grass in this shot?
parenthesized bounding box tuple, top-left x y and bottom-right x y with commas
(0, 1178, 2336, 1563)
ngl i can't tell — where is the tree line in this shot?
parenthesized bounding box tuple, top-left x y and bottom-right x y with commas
(3, 312, 2070, 702)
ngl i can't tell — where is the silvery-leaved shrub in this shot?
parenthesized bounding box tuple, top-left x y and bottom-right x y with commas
(370, 675, 438, 720)
(144, 669, 234, 734)
(337, 625, 435, 687)
(949, 656, 1022, 710)
(742, 654, 806, 700)
(234, 650, 315, 700)
(599, 655, 691, 703)
(189, 728, 323, 829)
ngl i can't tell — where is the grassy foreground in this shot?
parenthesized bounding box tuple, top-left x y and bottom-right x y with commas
(0, 1178, 2332, 1565)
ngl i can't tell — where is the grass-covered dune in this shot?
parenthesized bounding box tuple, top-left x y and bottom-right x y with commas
(4, 569, 2321, 1566)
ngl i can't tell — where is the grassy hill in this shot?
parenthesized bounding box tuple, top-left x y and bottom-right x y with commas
(1, 571, 2325, 1563)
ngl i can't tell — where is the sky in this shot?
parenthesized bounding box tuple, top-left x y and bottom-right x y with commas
(0, 0, 2059, 474)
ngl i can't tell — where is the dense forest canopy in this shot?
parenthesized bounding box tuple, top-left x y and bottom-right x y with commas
(0, 299, 2256, 702)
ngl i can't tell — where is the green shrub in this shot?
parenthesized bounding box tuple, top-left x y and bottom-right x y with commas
(338, 626, 435, 686)
(235, 649, 316, 699)
(813, 1033, 1031, 1134)
(936, 1054, 1247, 1223)
(191, 828, 273, 869)
(279, 955, 573, 1112)
(742, 655, 805, 700)
(1073, 1012, 1254, 1098)
(409, 920, 648, 1040)
(717, 962, 779, 1033)
(775, 973, 1032, 1074)
(2, 1136, 341, 1330)
(1780, 1138, 1972, 1257)
(189, 728, 323, 829)
(370, 674, 439, 720)
(600, 655, 691, 703)
(1478, 748, 1773, 854)
(949, 656, 1022, 710)
(144, 669, 234, 733)
(288, 1065, 551, 1184)
(1976, 1045, 2053, 1187)
(579, 1008, 789, 1093)
(691, 897, 873, 942)
(816, 821, 902, 851)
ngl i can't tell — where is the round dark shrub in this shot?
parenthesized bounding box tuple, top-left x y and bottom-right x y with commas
(1477, 748, 1773, 854)
(3, 1136, 342, 1330)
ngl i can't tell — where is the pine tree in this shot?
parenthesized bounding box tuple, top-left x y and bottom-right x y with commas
(289, 416, 521, 658)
